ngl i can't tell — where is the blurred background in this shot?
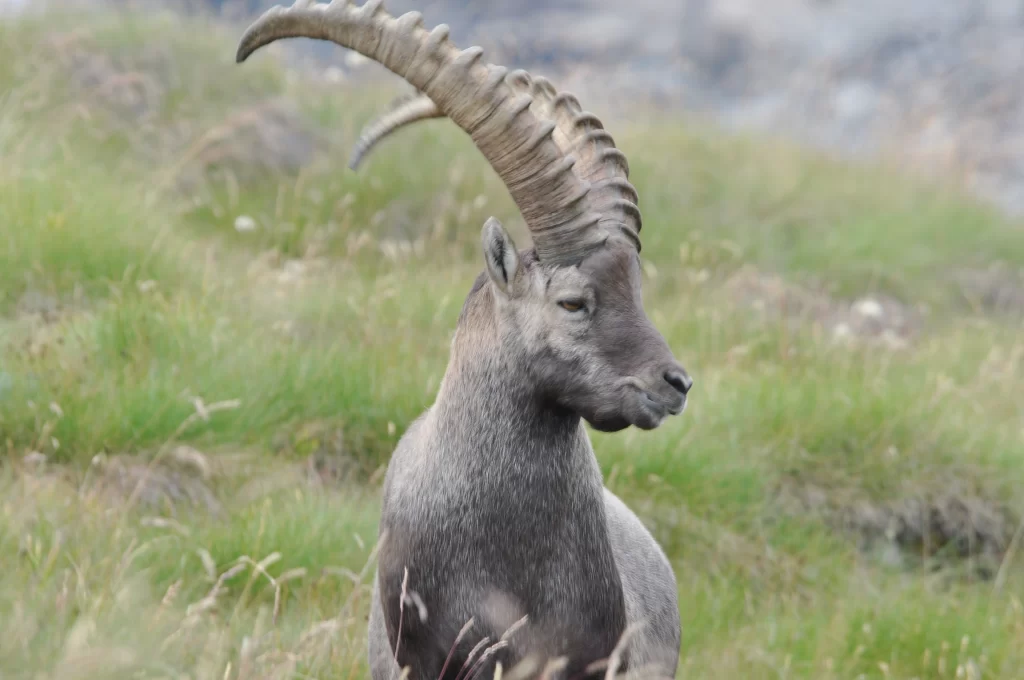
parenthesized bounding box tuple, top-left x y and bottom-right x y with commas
(1, 0, 1022, 678)
(93, 0, 1024, 214)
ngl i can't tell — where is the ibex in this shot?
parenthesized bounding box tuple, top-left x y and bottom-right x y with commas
(236, 2, 692, 678)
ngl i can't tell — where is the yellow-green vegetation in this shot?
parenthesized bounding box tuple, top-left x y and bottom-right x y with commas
(2, 6, 1023, 679)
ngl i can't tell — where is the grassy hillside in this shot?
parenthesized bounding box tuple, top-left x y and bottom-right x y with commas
(1, 6, 1023, 679)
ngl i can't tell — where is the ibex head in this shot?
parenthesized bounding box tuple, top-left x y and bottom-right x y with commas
(471, 216, 689, 431)
(237, 0, 692, 432)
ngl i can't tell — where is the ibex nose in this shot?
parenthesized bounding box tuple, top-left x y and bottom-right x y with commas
(663, 369, 693, 396)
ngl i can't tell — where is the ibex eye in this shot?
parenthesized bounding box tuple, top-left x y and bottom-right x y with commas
(558, 299, 585, 312)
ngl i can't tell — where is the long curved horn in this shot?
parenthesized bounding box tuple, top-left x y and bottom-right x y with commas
(349, 92, 441, 170)
(350, 74, 642, 252)
(236, 0, 632, 264)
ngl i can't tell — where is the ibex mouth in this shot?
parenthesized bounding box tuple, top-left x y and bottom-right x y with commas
(631, 387, 686, 430)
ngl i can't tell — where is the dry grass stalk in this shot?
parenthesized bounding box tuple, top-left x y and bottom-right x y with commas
(394, 566, 410, 662)
(456, 636, 493, 680)
(463, 640, 509, 680)
(603, 622, 642, 680)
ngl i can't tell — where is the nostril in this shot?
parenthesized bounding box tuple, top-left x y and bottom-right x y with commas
(664, 369, 693, 395)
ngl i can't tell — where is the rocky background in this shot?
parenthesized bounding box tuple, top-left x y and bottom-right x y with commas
(9, 0, 1024, 218)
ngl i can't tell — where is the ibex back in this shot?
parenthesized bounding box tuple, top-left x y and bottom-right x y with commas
(236, 2, 692, 678)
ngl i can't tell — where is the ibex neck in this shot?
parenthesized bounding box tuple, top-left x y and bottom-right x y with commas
(434, 338, 581, 456)
(432, 287, 584, 463)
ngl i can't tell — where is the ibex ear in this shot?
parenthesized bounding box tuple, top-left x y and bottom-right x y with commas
(481, 217, 520, 296)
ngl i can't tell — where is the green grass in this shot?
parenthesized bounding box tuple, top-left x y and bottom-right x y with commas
(626, 121, 1024, 305)
(1, 5, 1023, 679)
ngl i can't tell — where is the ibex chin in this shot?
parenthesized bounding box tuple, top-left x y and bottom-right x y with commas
(236, 2, 692, 678)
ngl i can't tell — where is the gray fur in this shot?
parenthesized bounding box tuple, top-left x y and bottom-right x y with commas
(369, 219, 690, 680)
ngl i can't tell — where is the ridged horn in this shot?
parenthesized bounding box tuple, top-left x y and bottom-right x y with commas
(508, 71, 642, 253)
(236, 0, 610, 265)
(349, 92, 442, 170)
(337, 70, 643, 253)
